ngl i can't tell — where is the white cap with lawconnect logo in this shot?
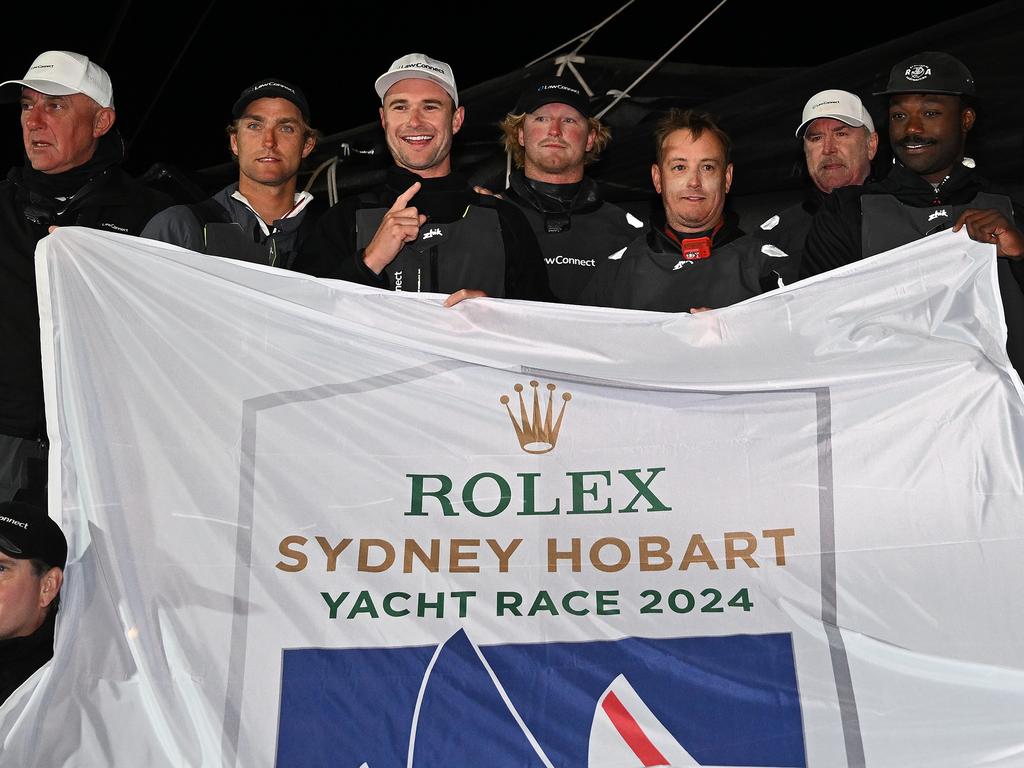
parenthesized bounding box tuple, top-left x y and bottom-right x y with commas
(374, 53, 458, 107)
(0, 50, 114, 109)
(795, 89, 873, 138)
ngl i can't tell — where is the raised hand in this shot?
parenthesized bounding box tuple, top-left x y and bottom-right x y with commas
(363, 182, 426, 274)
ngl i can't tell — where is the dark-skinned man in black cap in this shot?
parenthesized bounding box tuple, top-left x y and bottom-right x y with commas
(801, 52, 1024, 369)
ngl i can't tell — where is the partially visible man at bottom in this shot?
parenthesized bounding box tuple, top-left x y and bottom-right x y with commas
(0, 500, 67, 706)
(581, 109, 788, 311)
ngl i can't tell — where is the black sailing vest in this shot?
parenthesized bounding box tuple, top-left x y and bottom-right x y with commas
(187, 198, 311, 269)
(861, 191, 1024, 371)
(354, 205, 506, 296)
(860, 192, 1013, 257)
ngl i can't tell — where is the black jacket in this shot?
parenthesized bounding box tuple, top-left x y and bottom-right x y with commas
(293, 166, 552, 300)
(757, 186, 828, 282)
(579, 219, 788, 312)
(0, 164, 172, 438)
(0, 612, 55, 706)
(502, 171, 645, 303)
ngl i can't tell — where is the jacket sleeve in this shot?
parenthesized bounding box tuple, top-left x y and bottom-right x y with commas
(801, 190, 862, 278)
(140, 205, 206, 253)
(493, 198, 555, 302)
(292, 198, 387, 287)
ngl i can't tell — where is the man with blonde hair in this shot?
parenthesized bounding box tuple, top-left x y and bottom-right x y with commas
(498, 76, 643, 303)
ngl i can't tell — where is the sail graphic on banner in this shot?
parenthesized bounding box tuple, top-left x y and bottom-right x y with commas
(589, 674, 699, 767)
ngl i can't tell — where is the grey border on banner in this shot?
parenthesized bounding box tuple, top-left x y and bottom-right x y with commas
(223, 364, 864, 768)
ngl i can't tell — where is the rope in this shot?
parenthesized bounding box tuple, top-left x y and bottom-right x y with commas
(595, 0, 729, 120)
(525, 0, 637, 69)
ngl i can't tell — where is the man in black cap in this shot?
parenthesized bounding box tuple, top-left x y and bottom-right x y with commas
(801, 52, 1024, 368)
(497, 76, 644, 303)
(0, 51, 171, 505)
(293, 54, 551, 303)
(142, 78, 320, 268)
(0, 500, 67, 705)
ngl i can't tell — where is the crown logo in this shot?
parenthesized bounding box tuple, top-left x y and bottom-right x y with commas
(500, 380, 572, 454)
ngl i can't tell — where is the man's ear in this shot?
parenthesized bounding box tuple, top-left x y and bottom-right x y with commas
(229, 132, 239, 158)
(302, 134, 316, 159)
(93, 107, 116, 138)
(651, 162, 662, 194)
(867, 130, 879, 161)
(451, 105, 465, 135)
(724, 163, 734, 194)
(962, 107, 976, 134)
(39, 567, 63, 609)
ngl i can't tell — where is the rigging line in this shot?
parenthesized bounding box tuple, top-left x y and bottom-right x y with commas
(126, 0, 219, 154)
(524, 0, 637, 69)
(595, 0, 729, 120)
(97, 0, 133, 66)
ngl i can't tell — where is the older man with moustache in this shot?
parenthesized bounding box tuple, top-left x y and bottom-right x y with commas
(759, 89, 878, 273)
(801, 52, 1024, 369)
(0, 51, 170, 503)
(294, 53, 550, 303)
(143, 78, 319, 268)
(580, 108, 788, 312)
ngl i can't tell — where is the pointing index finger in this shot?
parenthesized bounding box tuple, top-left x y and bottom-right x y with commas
(390, 181, 421, 211)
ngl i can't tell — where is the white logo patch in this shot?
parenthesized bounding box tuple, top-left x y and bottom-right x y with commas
(760, 215, 780, 231)
(625, 213, 645, 229)
(761, 244, 789, 259)
(672, 260, 693, 270)
(905, 64, 931, 82)
(608, 247, 627, 261)
(421, 228, 443, 240)
(928, 209, 949, 222)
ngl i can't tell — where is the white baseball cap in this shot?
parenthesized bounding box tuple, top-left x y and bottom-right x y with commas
(0, 50, 114, 108)
(795, 89, 873, 138)
(375, 53, 458, 107)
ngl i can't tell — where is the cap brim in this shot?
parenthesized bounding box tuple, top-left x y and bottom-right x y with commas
(375, 72, 458, 107)
(0, 533, 25, 556)
(0, 78, 80, 99)
(873, 88, 971, 97)
(795, 114, 867, 138)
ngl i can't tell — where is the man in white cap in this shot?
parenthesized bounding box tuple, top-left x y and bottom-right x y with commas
(294, 53, 551, 303)
(0, 51, 171, 503)
(758, 89, 877, 274)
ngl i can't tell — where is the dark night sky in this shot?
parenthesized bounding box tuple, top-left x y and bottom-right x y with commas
(1, 1, 1008, 179)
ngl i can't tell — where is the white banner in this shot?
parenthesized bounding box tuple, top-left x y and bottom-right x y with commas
(2, 227, 1023, 767)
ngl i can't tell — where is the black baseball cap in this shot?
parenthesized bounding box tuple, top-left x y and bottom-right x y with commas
(232, 78, 310, 122)
(875, 52, 976, 97)
(0, 500, 67, 570)
(515, 76, 592, 118)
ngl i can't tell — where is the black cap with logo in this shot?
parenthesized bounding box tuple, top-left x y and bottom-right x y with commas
(232, 78, 310, 122)
(875, 51, 976, 97)
(0, 500, 67, 570)
(515, 76, 592, 118)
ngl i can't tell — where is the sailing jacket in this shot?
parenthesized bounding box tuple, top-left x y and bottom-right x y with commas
(293, 166, 551, 300)
(502, 171, 645, 303)
(141, 184, 321, 269)
(0, 165, 171, 439)
(579, 219, 788, 312)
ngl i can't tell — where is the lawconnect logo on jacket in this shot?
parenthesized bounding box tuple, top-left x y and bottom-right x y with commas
(276, 629, 806, 766)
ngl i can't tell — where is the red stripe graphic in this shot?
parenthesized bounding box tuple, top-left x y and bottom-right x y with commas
(600, 691, 670, 767)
